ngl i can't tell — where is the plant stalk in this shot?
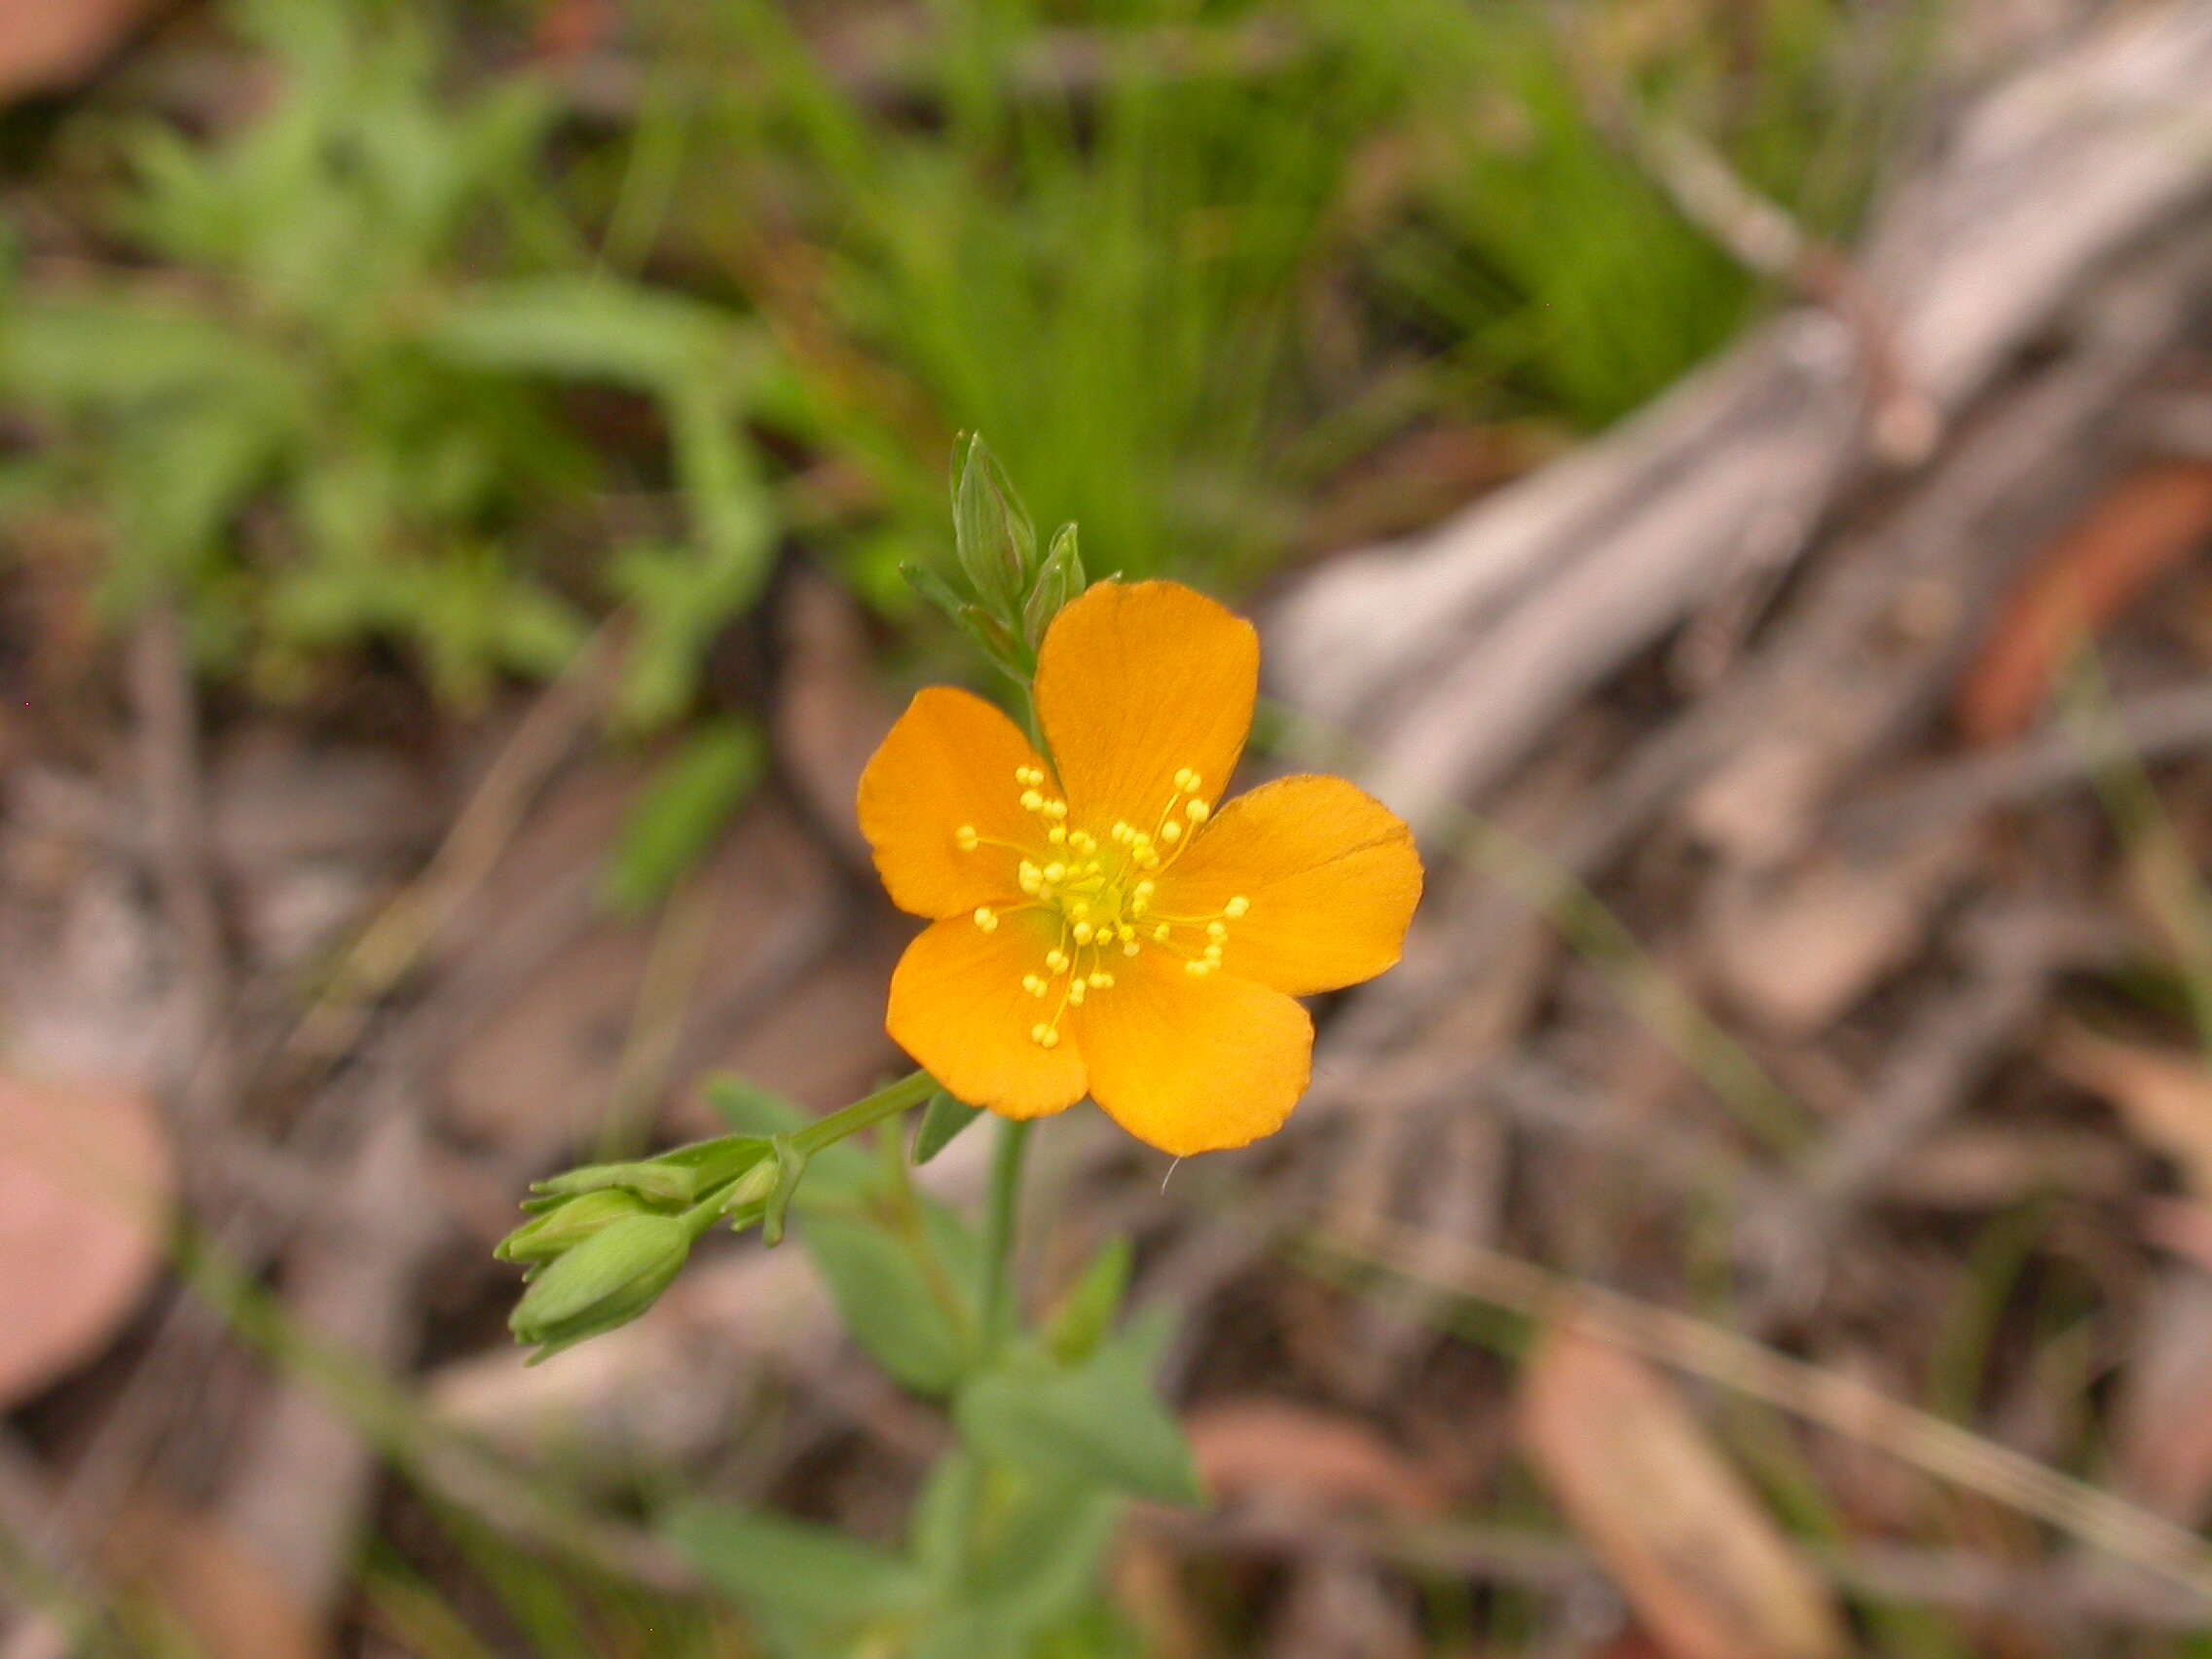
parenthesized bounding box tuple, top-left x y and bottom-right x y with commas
(977, 1117, 1032, 1354)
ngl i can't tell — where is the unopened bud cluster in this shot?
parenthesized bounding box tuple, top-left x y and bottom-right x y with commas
(902, 433, 1087, 682)
(498, 1134, 778, 1363)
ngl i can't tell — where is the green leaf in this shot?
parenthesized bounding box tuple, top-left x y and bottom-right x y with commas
(956, 1327, 1202, 1506)
(911, 1088, 982, 1166)
(599, 718, 766, 916)
(1043, 1237, 1130, 1365)
(800, 1208, 972, 1396)
(430, 276, 755, 395)
(667, 1504, 926, 1652)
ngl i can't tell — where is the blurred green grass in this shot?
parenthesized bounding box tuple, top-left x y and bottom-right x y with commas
(2, 0, 1919, 717)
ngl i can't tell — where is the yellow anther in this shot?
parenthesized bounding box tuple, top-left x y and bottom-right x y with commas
(1067, 979, 1087, 1005)
(1044, 862, 1066, 883)
(1135, 847, 1161, 869)
(1073, 922, 1095, 945)
(1018, 863, 1043, 894)
(1048, 826, 1068, 845)
(1020, 790, 1044, 812)
(1134, 879, 1156, 900)
(1117, 922, 1136, 941)
(955, 824, 979, 849)
(1206, 920, 1228, 940)
(1069, 900, 1090, 920)
(1174, 768, 1201, 793)
(1015, 765, 1043, 787)
(1111, 822, 1132, 844)
(1046, 949, 1071, 974)
(1186, 799, 1209, 823)
(1225, 896, 1250, 918)
(1153, 923, 1171, 942)
(1022, 975, 1049, 996)
(1203, 942, 1223, 964)
(1123, 940, 1141, 957)
(1184, 959, 1212, 977)
(974, 906, 999, 933)
(1031, 1023, 1060, 1050)
(1088, 971, 1114, 988)
(1160, 820, 1182, 844)
(1129, 894, 1149, 917)
(1043, 798, 1069, 820)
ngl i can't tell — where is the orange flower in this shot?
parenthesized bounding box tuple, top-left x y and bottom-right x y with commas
(858, 580, 1422, 1156)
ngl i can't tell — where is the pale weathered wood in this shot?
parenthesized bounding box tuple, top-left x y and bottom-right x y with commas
(1266, 3, 2212, 828)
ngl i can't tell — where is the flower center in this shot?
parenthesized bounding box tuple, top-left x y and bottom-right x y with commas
(954, 764, 1249, 1049)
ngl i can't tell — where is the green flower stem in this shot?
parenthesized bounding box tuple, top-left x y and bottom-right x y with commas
(977, 1116, 1033, 1355)
(792, 1069, 939, 1157)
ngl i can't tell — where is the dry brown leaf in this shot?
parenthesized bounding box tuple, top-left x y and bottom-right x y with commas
(1518, 1326, 1848, 1659)
(0, 1069, 171, 1409)
(0, 0, 158, 102)
(2045, 1023, 2212, 1200)
(1702, 839, 1965, 1035)
(103, 1497, 329, 1659)
(1185, 1400, 1448, 1517)
(2110, 1266, 2212, 1526)
(1956, 461, 2212, 743)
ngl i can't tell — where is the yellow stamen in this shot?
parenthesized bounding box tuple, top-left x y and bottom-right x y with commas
(1073, 922, 1095, 945)
(955, 824, 979, 849)
(1020, 790, 1044, 813)
(1046, 949, 1071, 974)
(1067, 980, 1087, 1006)
(1030, 1023, 1059, 1049)
(974, 906, 999, 933)
(1225, 896, 1249, 918)
(1186, 799, 1209, 823)
(1023, 975, 1049, 996)
(1159, 820, 1182, 844)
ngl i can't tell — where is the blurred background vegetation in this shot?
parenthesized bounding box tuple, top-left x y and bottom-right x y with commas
(1, 0, 1916, 719)
(32, 1, 2165, 1655)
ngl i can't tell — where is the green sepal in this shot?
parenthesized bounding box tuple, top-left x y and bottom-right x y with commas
(508, 1210, 699, 1363)
(528, 1134, 773, 1207)
(495, 1188, 654, 1265)
(759, 1135, 807, 1248)
(911, 1088, 983, 1166)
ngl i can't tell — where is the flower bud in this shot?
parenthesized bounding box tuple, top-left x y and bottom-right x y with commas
(951, 433, 1035, 611)
(532, 1158, 701, 1206)
(508, 1212, 696, 1363)
(1023, 522, 1086, 646)
(495, 1188, 654, 1267)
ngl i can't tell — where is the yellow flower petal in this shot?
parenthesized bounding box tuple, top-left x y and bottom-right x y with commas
(1161, 774, 1421, 996)
(1072, 945, 1311, 1156)
(858, 687, 1049, 919)
(1035, 581, 1257, 830)
(887, 913, 1089, 1120)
